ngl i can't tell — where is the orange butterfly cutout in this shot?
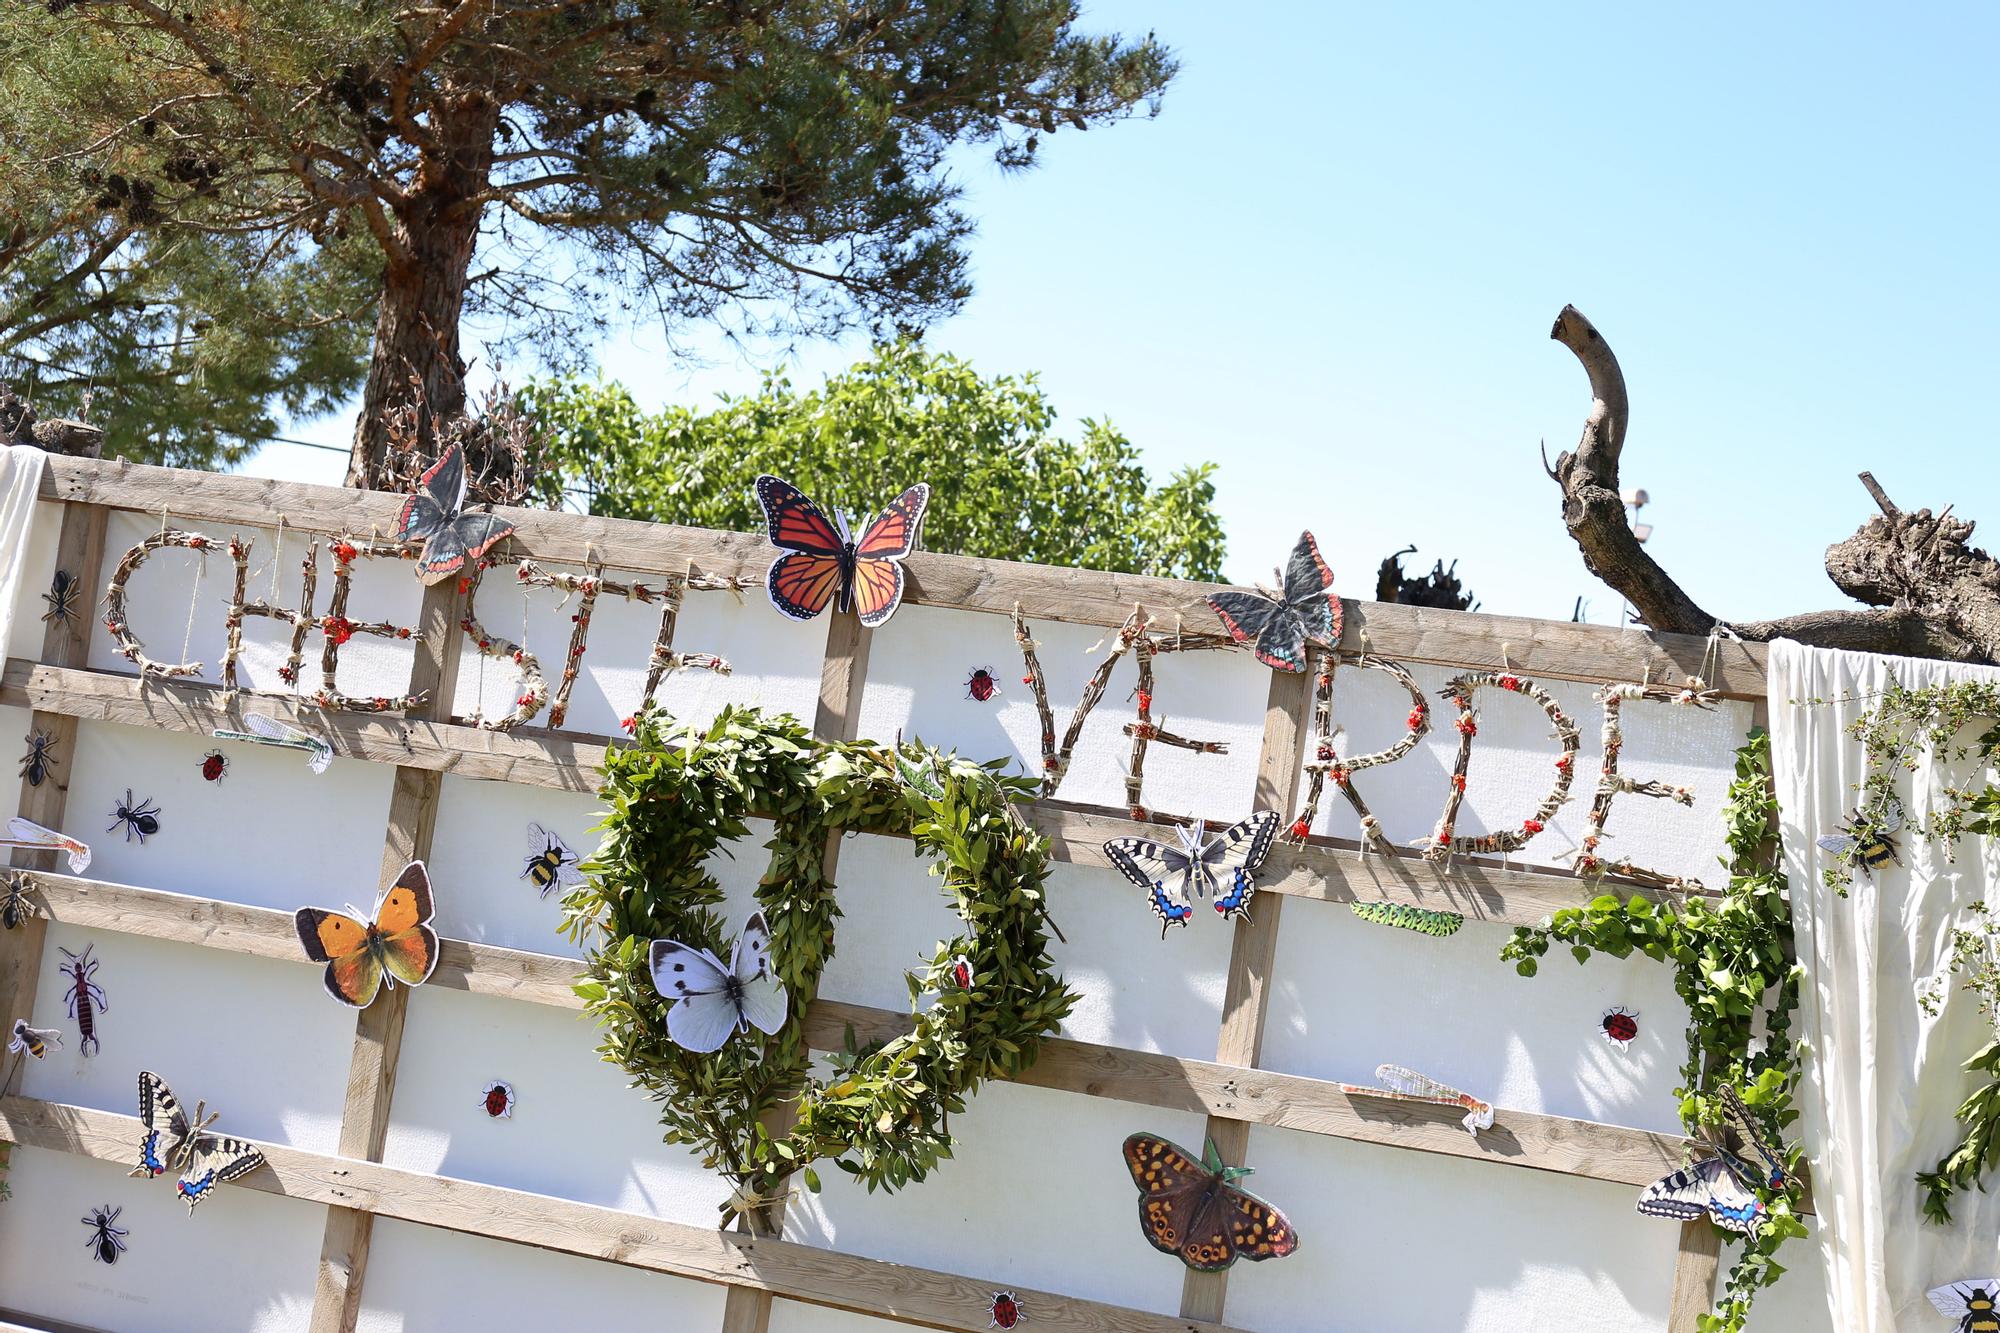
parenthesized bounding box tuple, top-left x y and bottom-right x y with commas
(754, 475, 930, 627)
(293, 860, 441, 1008)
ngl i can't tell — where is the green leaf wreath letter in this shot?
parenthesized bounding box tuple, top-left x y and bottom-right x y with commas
(563, 705, 1076, 1232)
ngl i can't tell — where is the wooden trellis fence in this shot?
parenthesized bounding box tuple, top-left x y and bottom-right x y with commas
(0, 456, 1795, 1333)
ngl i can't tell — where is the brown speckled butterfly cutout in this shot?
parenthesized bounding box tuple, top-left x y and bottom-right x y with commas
(1121, 1132, 1300, 1270)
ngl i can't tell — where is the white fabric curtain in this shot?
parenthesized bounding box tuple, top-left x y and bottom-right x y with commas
(0, 445, 48, 657)
(1770, 638, 2000, 1330)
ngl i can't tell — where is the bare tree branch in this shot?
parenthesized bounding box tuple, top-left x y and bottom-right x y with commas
(1549, 304, 2000, 664)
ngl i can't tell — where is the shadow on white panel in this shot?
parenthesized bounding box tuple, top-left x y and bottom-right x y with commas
(0, 1145, 324, 1333)
(858, 606, 1268, 819)
(65, 715, 395, 914)
(7, 499, 61, 663)
(23, 923, 355, 1153)
(381, 985, 735, 1228)
(425, 774, 605, 958)
(1262, 901, 1689, 1137)
(453, 559, 829, 733)
(1045, 860, 1232, 1062)
(786, 1080, 1204, 1316)
(1224, 1126, 1677, 1333)
(354, 1216, 729, 1333)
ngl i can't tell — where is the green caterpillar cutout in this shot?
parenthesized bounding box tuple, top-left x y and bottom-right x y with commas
(1349, 901, 1464, 937)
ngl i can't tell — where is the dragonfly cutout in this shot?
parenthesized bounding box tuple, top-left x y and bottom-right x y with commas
(212, 713, 334, 774)
(0, 818, 91, 874)
(1338, 1063, 1495, 1134)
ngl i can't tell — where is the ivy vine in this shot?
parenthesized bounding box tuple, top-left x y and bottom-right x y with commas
(1499, 731, 1805, 1333)
(562, 705, 1076, 1231)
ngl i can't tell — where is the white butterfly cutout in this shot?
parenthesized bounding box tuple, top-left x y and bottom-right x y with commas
(648, 910, 788, 1053)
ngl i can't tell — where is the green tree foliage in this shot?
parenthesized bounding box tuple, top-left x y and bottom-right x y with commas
(0, 1, 1174, 481)
(523, 341, 1227, 579)
(0, 190, 375, 467)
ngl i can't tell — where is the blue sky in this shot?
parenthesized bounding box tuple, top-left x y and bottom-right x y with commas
(255, 3, 2000, 626)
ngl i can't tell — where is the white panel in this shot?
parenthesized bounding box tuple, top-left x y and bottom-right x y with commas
(1044, 859, 1233, 1062)
(453, 557, 829, 733)
(1223, 1126, 1678, 1333)
(354, 1216, 728, 1333)
(65, 715, 395, 914)
(787, 1080, 1201, 1316)
(23, 922, 355, 1153)
(424, 773, 604, 958)
(379, 984, 734, 1228)
(6, 498, 61, 662)
(1264, 905, 1690, 1136)
(769, 1300, 915, 1333)
(0, 1145, 324, 1333)
(856, 604, 1269, 817)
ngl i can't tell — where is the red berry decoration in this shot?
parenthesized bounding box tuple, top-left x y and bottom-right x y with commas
(479, 1079, 516, 1119)
(948, 956, 973, 990)
(987, 1291, 1025, 1329)
(198, 749, 228, 783)
(964, 666, 1000, 702)
(1600, 1006, 1639, 1050)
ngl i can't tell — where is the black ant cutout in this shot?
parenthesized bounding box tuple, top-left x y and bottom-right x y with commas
(81, 1204, 127, 1264)
(19, 731, 58, 787)
(108, 789, 161, 844)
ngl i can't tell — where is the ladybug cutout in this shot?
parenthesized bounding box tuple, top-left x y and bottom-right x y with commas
(987, 1291, 1025, 1328)
(1600, 1005, 1639, 1050)
(965, 667, 1000, 702)
(199, 749, 229, 783)
(479, 1079, 516, 1119)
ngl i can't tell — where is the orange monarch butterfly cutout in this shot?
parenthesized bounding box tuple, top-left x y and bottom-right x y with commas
(753, 475, 930, 628)
(293, 860, 440, 1008)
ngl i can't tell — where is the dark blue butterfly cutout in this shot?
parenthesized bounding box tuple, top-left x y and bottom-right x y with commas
(395, 442, 517, 585)
(1637, 1084, 1788, 1233)
(1205, 532, 1340, 673)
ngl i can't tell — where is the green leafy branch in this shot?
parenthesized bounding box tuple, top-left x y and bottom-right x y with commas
(1500, 731, 1805, 1333)
(562, 705, 1075, 1233)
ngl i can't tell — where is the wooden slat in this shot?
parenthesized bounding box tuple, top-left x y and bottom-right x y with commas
(1, 498, 106, 1197)
(310, 578, 465, 1333)
(1181, 669, 1316, 1322)
(0, 659, 1701, 927)
(22, 870, 1766, 1199)
(38, 456, 1769, 696)
(0, 1095, 1244, 1333)
(723, 610, 874, 1333)
(1667, 1220, 1723, 1331)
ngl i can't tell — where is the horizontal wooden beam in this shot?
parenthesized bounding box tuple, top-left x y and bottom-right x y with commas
(40, 457, 1768, 696)
(2, 660, 1679, 928)
(0, 1095, 1238, 1333)
(16, 869, 1794, 1201)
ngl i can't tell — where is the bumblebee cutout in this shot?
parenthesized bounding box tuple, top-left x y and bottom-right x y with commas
(520, 824, 585, 898)
(1816, 798, 1904, 878)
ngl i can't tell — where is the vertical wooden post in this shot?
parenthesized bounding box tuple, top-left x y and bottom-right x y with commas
(719, 610, 873, 1333)
(0, 501, 108, 1121)
(1179, 665, 1315, 1323)
(310, 575, 465, 1333)
(1665, 697, 1769, 1331)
